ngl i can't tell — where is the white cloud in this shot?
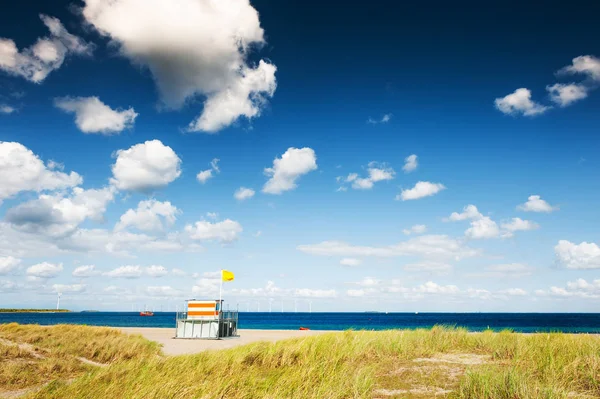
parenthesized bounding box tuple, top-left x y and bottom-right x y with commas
(72, 265, 99, 278)
(196, 158, 220, 184)
(498, 288, 527, 296)
(555, 240, 600, 270)
(558, 55, 600, 82)
(145, 265, 168, 277)
(26, 262, 63, 278)
(367, 114, 392, 124)
(263, 147, 317, 194)
(298, 235, 479, 261)
(234, 187, 255, 201)
(465, 216, 500, 239)
(341, 162, 395, 190)
(340, 258, 361, 267)
(104, 265, 143, 279)
(0, 256, 20, 275)
(52, 284, 86, 293)
(0, 14, 93, 83)
(54, 96, 138, 135)
(185, 219, 242, 243)
(546, 83, 588, 107)
(538, 278, 600, 299)
(115, 199, 179, 232)
(5, 186, 115, 237)
(81, 0, 276, 133)
(403, 224, 427, 235)
(0, 105, 16, 114)
(293, 288, 336, 298)
(403, 261, 452, 273)
(500, 218, 539, 237)
(445, 205, 482, 222)
(402, 154, 418, 173)
(110, 140, 182, 192)
(494, 88, 550, 116)
(0, 142, 82, 203)
(517, 195, 557, 213)
(206, 212, 218, 220)
(397, 181, 445, 201)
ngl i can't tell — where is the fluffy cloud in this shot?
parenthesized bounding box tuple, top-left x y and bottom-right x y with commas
(5, 186, 115, 237)
(517, 195, 557, 213)
(403, 224, 427, 235)
(498, 288, 527, 296)
(171, 268, 187, 277)
(558, 55, 600, 82)
(185, 219, 242, 243)
(110, 140, 181, 192)
(341, 162, 395, 190)
(0, 142, 82, 203)
(538, 278, 600, 299)
(234, 187, 255, 201)
(196, 158, 220, 184)
(397, 181, 445, 201)
(414, 281, 459, 294)
(72, 265, 99, 278)
(115, 199, 179, 232)
(0, 256, 20, 275)
(298, 235, 479, 261)
(0, 14, 93, 83)
(555, 240, 600, 270)
(0, 105, 15, 114)
(367, 114, 392, 124)
(546, 83, 588, 107)
(26, 262, 63, 278)
(500, 218, 539, 237)
(263, 147, 317, 194)
(81, 0, 276, 133)
(104, 265, 143, 279)
(465, 216, 500, 239)
(494, 88, 550, 116)
(340, 258, 361, 267)
(146, 265, 168, 277)
(445, 205, 482, 221)
(402, 154, 418, 173)
(54, 96, 138, 134)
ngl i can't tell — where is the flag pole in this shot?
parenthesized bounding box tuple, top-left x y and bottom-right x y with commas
(219, 269, 223, 316)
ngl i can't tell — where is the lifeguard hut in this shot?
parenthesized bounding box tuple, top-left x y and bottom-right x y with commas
(175, 299, 238, 339)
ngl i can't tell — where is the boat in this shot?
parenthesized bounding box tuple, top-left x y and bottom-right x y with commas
(299, 327, 310, 330)
(140, 311, 154, 316)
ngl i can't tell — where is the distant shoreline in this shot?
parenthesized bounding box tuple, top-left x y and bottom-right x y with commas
(0, 309, 71, 313)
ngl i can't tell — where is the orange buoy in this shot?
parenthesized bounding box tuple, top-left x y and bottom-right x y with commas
(299, 327, 310, 330)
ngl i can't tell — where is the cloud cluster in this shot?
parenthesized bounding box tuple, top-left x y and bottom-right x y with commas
(110, 140, 181, 192)
(185, 219, 243, 243)
(402, 154, 418, 173)
(81, 0, 276, 133)
(554, 240, 600, 270)
(196, 159, 220, 184)
(234, 187, 255, 201)
(54, 96, 138, 135)
(0, 14, 93, 83)
(396, 181, 445, 201)
(115, 199, 179, 232)
(339, 162, 395, 190)
(445, 204, 538, 239)
(263, 147, 317, 194)
(0, 142, 82, 203)
(517, 195, 557, 213)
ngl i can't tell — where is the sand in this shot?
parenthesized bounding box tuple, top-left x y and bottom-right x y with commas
(119, 328, 331, 355)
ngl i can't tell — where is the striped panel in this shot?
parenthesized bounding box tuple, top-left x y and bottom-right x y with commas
(188, 311, 219, 317)
(188, 303, 216, 308)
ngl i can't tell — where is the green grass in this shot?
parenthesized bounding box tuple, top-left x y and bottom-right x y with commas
(1, 324, 599, 398)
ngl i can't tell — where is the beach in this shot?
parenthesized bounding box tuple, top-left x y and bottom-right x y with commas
(119, 327, 330, 355)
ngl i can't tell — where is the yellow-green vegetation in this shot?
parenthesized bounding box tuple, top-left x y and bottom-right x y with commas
(0, 324, 599, 399)
(0, 309, 70, 313)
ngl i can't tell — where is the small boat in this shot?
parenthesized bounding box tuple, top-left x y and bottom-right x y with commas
(299, 327, 310, 330)
(140, 311, 154, 316)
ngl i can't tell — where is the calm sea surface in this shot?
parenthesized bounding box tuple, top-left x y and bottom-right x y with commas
(1, 312, 600, 333)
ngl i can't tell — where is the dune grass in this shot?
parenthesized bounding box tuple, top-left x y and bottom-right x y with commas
(1, 324, 599, 398)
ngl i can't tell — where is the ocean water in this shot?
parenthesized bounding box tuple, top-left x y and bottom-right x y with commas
(1, 312, 600, 333)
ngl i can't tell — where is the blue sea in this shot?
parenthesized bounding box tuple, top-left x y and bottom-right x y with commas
(1, 312, 600, 333)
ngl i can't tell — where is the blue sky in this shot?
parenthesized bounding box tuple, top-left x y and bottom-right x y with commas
(0, 0, 599, 312)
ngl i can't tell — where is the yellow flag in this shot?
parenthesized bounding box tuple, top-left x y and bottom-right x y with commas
(222, 269, 234, 282)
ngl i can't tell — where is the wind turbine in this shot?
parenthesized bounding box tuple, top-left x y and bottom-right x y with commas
(56, 292, 62, 310)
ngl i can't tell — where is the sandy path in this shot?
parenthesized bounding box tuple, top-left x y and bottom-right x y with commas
(119, 328, 332, 355)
